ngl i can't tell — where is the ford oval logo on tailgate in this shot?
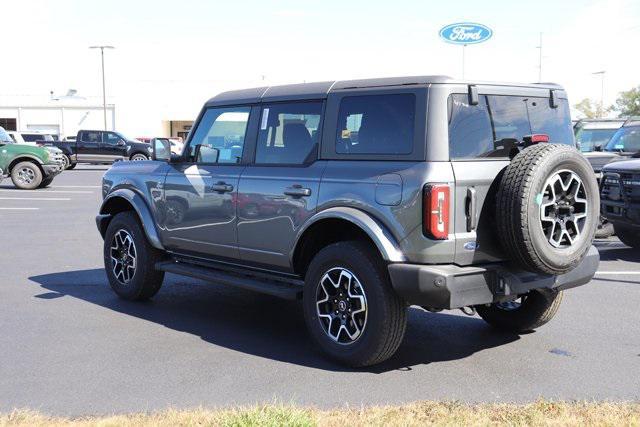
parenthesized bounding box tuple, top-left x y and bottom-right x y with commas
(439, 23, 493, 45)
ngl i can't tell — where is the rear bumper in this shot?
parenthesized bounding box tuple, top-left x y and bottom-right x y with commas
(388, 246, 599, 309)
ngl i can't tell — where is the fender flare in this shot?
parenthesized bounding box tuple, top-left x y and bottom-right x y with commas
(97, 188, 164, 250)
(9, 155, 45, 169)
(291, 207, 406, 263)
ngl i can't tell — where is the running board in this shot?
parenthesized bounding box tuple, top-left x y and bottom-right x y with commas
(155, 260, 303, 300)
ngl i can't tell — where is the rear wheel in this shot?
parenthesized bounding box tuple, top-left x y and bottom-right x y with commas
(103, 211, 165, 300)
(303, 241, 407, 367)
(595, 217, 614, 239)
(11, 161, 43, 189)
(476, 289, 563, 333)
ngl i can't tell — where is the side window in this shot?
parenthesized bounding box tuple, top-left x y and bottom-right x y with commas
(448, 94, 495, 159)
(336, 94, 415, 155)
(104, 132, 121, 145)
(82, 131, 102, 143)
(187, 107, 251, 164)
(255, 102, 323, 165)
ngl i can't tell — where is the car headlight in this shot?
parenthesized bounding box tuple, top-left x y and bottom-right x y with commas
(147, 146, 153, 153)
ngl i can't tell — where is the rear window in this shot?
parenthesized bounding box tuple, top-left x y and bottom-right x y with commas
(448, 94, 574, 160)
(336, 94, 415, 155)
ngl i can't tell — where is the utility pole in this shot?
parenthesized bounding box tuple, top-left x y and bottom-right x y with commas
(89, 45, 115, 130)
(592, 70, 606, 117)
(462, 44, 467, 79)
(536, 32, 542, 82)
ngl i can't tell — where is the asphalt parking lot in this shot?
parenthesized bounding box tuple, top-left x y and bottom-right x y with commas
(0, 165, 639, 416)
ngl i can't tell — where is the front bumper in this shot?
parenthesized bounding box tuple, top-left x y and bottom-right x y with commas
(42, 163, 63, 177)
(388, 246, 599, 309)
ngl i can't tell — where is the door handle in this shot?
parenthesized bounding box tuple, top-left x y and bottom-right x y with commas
(466, 187, 477, 232)
(284, 185, 311, 198)
(211, 182, 234, 193)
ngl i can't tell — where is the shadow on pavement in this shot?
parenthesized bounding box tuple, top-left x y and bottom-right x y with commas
(594, 244, 640, 263)
(29, 268, 519, 373)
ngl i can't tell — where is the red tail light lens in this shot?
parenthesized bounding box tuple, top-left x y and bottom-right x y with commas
(423, 184, 450, 240)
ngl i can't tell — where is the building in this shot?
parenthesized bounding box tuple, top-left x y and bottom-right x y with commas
(0, 94, 115, 139)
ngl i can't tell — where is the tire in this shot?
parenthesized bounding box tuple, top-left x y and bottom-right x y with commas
(66, 162, 77, 170)
(496, 144, 599, 275)
(130, 153, 149, 161)
(10, 161, 43, 190)
(616, 227, 640, 249)
(476, 289, 563, 333)
(38, 177, 54, 188)
(595, 217, 614, 239)
(61, 155, 70, 170)
(303, 241, 407, 367)
(103, 211, 165, 301)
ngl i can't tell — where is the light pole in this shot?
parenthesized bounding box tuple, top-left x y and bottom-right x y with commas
(592, 70, 606, 117)
(536, 32, 543, 83)
(89, 45, 114, 130)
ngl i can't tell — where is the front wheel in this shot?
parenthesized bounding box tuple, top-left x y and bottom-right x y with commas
(303, 241, 407, 367)
(103, 211, 165, 300)
(11, 161, 43, 189)
(476, 289, 563, 333)
(130, 153, 149, 161)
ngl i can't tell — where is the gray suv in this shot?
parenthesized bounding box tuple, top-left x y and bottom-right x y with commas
(97, 76, 600, 367)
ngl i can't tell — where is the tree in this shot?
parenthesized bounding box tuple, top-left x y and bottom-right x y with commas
(574, 98, 608, 119)
(612, 86, 640, 117)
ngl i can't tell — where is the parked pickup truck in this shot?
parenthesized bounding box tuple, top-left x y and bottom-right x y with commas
(45, 130, 153, 169)
(0, 126, 64, 189)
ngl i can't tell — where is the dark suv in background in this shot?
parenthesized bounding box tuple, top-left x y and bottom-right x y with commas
(96, 76, 599, 367)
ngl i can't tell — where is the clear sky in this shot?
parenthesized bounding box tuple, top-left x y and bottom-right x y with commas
(1, 0, 638, 133)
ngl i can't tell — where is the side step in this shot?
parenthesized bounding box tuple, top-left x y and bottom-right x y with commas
(155, 260, 303, 300)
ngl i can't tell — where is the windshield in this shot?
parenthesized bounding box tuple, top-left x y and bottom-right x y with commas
(575, 128, 618, 152)
(22, 133, 53, 142)
(0, 127, 12, 143)
(605, 126, 640, 153)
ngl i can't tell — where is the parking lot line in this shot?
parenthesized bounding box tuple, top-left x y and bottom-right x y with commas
(0, 197, 71, 201)
(0, 189, 93, 194)
(0, 207, 40, 210)
(595, 271, 640, 275)
(52, 185, 102, 188)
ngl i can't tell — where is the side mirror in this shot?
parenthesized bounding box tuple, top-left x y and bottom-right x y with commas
(152, 139, 171, 161)
(117, 140, 126, 147)
(594, 144, 603, 152)
(194, 143, 218, 163)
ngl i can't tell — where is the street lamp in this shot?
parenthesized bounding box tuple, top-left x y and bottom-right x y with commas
(89, 45, 115, 130)
(592, 70, 606, 118)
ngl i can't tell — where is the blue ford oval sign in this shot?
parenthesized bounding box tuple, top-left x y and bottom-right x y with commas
(439, 22, 493, 45)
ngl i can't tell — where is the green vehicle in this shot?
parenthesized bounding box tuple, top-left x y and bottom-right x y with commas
(0, 126, 64, 189)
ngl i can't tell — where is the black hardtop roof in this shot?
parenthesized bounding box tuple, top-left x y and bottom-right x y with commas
(205, 75, 564, 106)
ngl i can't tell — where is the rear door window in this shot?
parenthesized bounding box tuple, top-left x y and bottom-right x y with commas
(255, 102, 323, 165)
(81, 131, 102, 143)
(336, 94, 415, 155)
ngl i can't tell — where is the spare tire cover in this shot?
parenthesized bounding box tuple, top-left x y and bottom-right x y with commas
(496, 144, 599, 275)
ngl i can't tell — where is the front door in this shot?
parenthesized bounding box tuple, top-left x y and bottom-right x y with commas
(160, 106, 253, 261)
(101, 131, 127, 161)
(237, 101, 325, 270)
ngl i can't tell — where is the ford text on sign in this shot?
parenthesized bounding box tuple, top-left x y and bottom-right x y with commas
(439, 23, 492, 45)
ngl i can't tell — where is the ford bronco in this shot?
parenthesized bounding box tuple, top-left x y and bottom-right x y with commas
(97, 76, 600, 366)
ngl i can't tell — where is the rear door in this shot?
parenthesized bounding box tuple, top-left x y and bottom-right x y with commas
(76, 131, 103, 162)
(236, 101, 326, 270)
(449, 89, 574, 265)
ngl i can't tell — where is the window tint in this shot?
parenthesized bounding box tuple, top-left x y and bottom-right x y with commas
(576, 128, 618, 152)
(449, 94, 574, 159)
(22, 133, 42, 142)
(255, 102, 322, 165)
(82, 131, 102, 143)
(336, 94, 415, 155)
(104, 132, 121, 145)
(187, 107, 250, 164)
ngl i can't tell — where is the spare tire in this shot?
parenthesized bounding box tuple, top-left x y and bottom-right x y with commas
(496, 144, 598, 275)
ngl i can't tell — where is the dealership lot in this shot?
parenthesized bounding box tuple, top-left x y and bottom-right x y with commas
(0, 165, 638, 416)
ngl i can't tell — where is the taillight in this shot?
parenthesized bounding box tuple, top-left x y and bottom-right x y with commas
(423, 184, 450, 240)
(523, 134, 549, 145)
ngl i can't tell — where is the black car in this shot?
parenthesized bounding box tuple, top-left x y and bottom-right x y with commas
(601, 158, 640, 248)
(45, 130, 152, 169)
